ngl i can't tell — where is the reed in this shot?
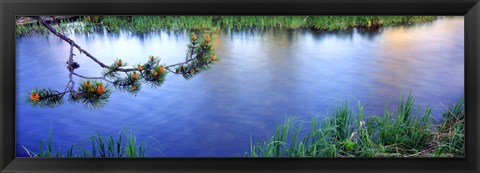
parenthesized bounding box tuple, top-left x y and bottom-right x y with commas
(247, 94, 464, 157)
(23, 128, 149, 157)
(16, 16, 437, 35)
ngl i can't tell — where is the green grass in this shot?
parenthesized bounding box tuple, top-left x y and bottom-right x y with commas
(247, 94, 464, 157)
(16, 21, 49, 35)
(23, 128, 149, 157)
(16, 16, 438, 35)
(431, 98, 464, 157)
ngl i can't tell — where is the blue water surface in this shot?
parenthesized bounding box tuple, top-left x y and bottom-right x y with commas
(16, 17, 464, 157)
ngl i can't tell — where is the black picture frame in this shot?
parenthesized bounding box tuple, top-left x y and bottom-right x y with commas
(1, 0, 479, 172)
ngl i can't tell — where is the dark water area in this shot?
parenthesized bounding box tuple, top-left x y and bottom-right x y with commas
(16, 17, 464, 157)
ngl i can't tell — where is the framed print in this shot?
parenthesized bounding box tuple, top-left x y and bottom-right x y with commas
(1, 0, 479, 172)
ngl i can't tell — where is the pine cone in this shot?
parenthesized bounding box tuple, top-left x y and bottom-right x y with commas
(210, 54, 216, 61)
(30, 92, 40, 101)
(159, 66, 165, 73)
(132, 72, 138, 80)
(205, 35, 210, 43)
(191, 33, 197, 41)
(71, 62, 80, 69)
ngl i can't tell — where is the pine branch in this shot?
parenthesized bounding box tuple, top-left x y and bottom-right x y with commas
(34, 16, 213, 74)
(72, 72, 115, 83)
(27, 16, 219, 109)
(67, 45, 76, 95)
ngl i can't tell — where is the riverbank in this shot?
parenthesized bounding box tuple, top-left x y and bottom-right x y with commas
(247, 95, 464, 157)
(24, 94, 464, 158)
(15, 16, 437, 35)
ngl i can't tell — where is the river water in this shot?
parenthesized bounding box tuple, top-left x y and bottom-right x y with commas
(16, 16, 464, 157)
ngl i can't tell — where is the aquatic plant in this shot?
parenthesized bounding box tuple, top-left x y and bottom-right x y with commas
(247, 94, 464, 157)
(23, 128, 150, 158)
(24, 16, 219, 109)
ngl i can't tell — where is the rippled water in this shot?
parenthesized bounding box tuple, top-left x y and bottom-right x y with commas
(16, 17, 464, 157)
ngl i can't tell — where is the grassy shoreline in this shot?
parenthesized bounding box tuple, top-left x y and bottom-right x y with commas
(16, 16, 437, 35)
(247, 94, 464, 157)
(24, 94, 464, 158)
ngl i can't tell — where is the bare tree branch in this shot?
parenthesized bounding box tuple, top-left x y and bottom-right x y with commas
(33, 16, 210, 74)
(33, 16, 110, 68)
(72, 72, 114, 83)
(67, 45, 76, 95)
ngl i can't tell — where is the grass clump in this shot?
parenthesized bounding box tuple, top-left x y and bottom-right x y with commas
(23, 128, 149, 158)
(247, 94, 464, 157)
(431, 99, 464, 157)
